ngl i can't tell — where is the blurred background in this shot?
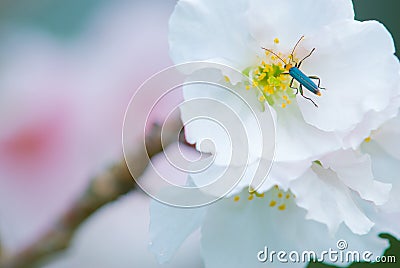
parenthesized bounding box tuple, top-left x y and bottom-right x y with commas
(0, 0, 398, 267)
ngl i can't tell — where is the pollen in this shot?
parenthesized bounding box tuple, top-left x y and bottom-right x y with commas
(256, 192, 265, 198)
(224, 75, 231, 83)
(263, 66, 271, 73)
(364, 137, 372, 143)
(269, 185, 294, 212)
(258, 72, 266, 81)
(274, 38, 280, 44)
(233, 188, 267, 203)
(244, 48, 295, 109)
(278, 204, 286, 211)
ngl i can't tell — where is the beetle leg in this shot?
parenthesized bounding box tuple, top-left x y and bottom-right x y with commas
(289, 78, 298, 94)
(297, 48, 316, 68)
(309, 75, 326, 90)
(299, 85, 318, 107)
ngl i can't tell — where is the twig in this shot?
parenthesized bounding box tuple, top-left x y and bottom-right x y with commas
(0, 121, 182, 268)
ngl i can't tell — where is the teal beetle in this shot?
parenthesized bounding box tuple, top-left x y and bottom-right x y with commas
(262, 36, 325, 107)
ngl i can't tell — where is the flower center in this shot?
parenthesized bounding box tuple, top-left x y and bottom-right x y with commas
(242, 39, 297, 109)
(233, 185, 295, 211)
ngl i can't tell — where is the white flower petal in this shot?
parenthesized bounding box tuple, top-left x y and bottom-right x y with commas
(169, 0, 257, 71)
(181, 82, 274, 166)
(342, 96, 400, 149)
(149, 200, 207, 263)
(350, 187, 400, 241)
(258, 160, 311, 193)
(248, 0, 354, 49)
(274, 104, 342, 162)
(321, 150, 391, 206)
(189, 158, 311, 198)
(201, 193, 310, 268)
(291, 164, 374, 235)
(201, 190, 386, 268)
(362, 140, 400, 212)
(299, 20, 399, 133)
(373, 111, 400, 160)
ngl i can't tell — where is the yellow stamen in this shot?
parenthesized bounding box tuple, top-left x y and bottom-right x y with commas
(255, 192, 265, 198)
(278, 204, 286, 211)
(224, 76, 230, 83)
(278, 192, 283, 198)
(258, 72, 266, 81)
(234, 196, 240, 202)
(269, 200, 277, 207)
(243, 54, 294, 109)
(365, 137, 372, 143)
(248, 194, 254, 201)
(274, 38, 280, 44)
(263, 66, 271, 73)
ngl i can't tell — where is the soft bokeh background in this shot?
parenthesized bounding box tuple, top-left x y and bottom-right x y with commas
(0, 0, 202, 267)
(0, 0, 398, 267)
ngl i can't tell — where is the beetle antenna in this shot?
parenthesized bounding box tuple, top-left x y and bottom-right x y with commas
(261, 47, 286, 64)
(290, 35, 305, 63)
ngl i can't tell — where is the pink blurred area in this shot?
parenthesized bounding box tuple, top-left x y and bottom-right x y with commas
(0, 1, 200, 267)
(0, 30, 91, 251)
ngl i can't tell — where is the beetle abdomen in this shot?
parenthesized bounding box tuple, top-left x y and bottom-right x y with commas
(289, 67, 320, 95)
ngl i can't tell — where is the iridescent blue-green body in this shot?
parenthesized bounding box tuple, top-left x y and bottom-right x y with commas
(289, 66, 321, 96)
(262, 36, 325, 107)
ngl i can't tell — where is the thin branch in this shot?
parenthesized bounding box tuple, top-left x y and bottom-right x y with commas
(0, 121, 182, 268)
